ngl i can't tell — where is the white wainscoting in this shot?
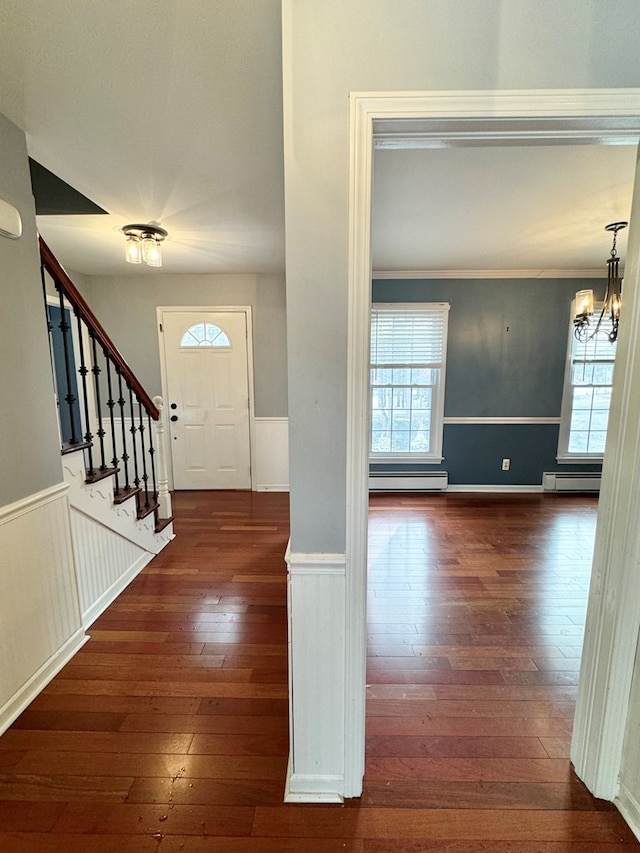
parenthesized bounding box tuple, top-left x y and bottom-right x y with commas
(62, 450, 173, 629)
(285, 548, 346, 802)
(254, 417, 289, 491)
(0, 483, 86, 736)
(69, 509, 153, 627)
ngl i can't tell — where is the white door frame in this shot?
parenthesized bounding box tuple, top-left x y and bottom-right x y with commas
(157, 305, 256, 491)
(345, 89, 640, 798)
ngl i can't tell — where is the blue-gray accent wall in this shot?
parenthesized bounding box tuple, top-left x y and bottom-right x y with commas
(371, 278, 606, 486)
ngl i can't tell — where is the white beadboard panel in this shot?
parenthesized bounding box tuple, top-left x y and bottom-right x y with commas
(286, 551, 346, 802)
(0, 483, 84, 735)
(0, 629, 88, 737)
(254, 417, 289, 491)
(69, 509, 152, 626)
(63, 450, 173, 554)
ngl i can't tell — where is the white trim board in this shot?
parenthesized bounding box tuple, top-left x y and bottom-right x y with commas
(286, 550, 347, 803)
(372, 269, 606, 280)
(446, 485, 544, 493)
(617, 784, 640, 844)
(0, 482, 69, 525)
(346, 88, 640, 805)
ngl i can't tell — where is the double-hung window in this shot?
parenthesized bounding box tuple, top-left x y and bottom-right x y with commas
(370, 303, 449, 462)
(557, 303, 617, 461)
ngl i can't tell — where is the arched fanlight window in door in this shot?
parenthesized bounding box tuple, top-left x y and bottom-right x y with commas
(180, 322, 231, 348)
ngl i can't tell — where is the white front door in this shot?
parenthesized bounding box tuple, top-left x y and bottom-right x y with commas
(162, 311, 251, 489)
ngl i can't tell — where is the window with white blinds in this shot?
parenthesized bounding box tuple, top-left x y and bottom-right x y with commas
(557, 303, 617, 460)
(370, 303, 450, 460)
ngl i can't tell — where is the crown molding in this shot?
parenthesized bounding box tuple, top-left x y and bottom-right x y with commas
(372, 269, 605, 280)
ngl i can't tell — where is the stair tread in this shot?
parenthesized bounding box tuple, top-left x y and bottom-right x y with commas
(137, 498, 159, 520)
(154, 516, 174, 533)
(85, 466, 119, 484)
(61, 440, 93, 455)
(113, 486, 141, 504)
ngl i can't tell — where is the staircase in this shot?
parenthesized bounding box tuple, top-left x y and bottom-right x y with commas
(40, 238, 174, 628)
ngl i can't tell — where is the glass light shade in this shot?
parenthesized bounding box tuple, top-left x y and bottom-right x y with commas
(142, 235, 162, 267)
(125, 234, 141, 264)
(575, 289, 594, 317)
(611, 292, 622, 320)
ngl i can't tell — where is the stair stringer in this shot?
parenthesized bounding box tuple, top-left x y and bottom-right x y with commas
(62, 451, 174, 555)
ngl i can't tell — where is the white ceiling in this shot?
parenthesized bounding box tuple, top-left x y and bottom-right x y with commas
(0, 1, 637, 277)
(372, 144, 637, 275)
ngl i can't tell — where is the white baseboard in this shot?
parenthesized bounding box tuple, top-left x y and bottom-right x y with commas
(0, 628, 88, 737)
(446, 485, 544, 493)
(82, 551, 155, 629)
(617, 783, 640, 842)
(284, 758, 345, 803)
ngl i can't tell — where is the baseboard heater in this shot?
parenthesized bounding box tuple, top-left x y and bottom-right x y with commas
(542, 472, 601, 493)
(369, 471, 449, 492)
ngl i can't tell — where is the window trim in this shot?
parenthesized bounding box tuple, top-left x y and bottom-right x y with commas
(369, 302, 449, 463)
(557, 299, 615, 463)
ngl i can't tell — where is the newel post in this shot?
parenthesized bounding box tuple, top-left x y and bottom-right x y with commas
(152, 396, 172, 519)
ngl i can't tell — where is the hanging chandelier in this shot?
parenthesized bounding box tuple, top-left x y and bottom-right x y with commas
(574, 221, 628, 344)
(121, 223, 168, 268)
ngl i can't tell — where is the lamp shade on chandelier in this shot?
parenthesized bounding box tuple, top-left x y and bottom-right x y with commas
(574, 221, 628, 344)
(121, 224, 168, 268)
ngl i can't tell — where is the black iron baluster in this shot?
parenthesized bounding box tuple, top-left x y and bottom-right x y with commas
(128, 382, 140, 493)
(40, 260, 52, 336)
(57, 285, 79, 445)
(116, 368, 131, 491)
(74, 309, 95, 475)
(137, 396, 150, 510)
(105, 355, 120, 494)
(147, 410, 158, 506)
(89, 330, 107, 471)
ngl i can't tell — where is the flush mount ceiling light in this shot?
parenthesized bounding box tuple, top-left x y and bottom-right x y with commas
(121, 223, 168, 268)
(574, 221, 628, 344)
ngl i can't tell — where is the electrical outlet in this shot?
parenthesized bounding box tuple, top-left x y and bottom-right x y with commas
(502, 458, 510, 471)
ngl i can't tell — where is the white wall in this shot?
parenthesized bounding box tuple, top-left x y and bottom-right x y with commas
(282, 0, 640, 802)
(0, 114, 63, 506)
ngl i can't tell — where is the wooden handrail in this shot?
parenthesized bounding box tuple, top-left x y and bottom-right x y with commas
(39, 236, 159, 419)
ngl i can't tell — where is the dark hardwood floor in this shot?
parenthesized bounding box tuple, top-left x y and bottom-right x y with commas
(0, 490, 638, 851)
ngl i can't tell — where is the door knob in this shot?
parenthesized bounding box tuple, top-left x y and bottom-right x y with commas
(170, 415, 178, 422)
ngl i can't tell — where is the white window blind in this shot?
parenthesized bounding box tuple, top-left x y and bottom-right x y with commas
(370, 303, 449, 461)
(370, 310, 447, 366)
